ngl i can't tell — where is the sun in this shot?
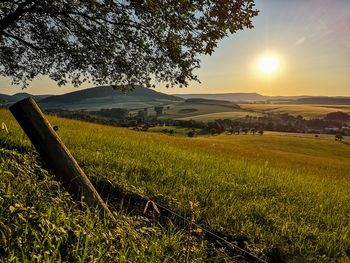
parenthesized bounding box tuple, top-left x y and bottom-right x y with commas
(258, 56, 279, 74)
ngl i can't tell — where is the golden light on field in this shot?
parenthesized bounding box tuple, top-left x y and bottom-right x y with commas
(258, 55, 279, 74)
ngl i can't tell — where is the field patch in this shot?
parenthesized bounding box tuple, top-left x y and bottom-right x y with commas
(176, 111, 262, 121)
(240, 103, 350, 118)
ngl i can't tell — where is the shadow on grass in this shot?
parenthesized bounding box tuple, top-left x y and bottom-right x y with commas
(0, 139, 280, 262)
(91, 177, 279, 262)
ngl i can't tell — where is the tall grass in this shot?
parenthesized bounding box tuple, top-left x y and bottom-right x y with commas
(1, 108, 350, 261)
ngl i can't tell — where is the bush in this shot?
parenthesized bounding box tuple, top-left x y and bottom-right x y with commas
(187, 130, 195, 137)
(335, 133, 343, 141)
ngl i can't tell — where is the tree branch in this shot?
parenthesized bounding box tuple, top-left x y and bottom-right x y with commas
(0, 0, 36, 32)
(2, 31, 42, 50)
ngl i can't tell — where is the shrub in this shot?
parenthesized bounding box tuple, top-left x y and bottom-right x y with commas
(187, 131, 195, 137)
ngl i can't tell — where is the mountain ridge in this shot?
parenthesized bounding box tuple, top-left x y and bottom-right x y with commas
(173, 92, 266, 102)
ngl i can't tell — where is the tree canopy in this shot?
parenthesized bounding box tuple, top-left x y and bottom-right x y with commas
(0, 0, 258, 89)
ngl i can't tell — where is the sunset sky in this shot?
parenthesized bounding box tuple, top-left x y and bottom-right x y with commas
(1, 0, 349, 96)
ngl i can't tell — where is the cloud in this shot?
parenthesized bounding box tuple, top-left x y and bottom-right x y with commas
(294, 37, 306, 47)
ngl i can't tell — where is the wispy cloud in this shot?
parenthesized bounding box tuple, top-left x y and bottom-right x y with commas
(292, 37, 306, 47)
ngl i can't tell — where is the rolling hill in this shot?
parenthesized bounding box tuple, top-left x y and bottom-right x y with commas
(0, 92, 51, 105)
(39, 86, 183, 110)
(173, 92, 267, 102)
(0, 93, 11, 102)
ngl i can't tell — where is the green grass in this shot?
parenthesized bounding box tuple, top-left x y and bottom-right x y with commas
(1, 108, 350, 261)
(0, 148, 208, 262)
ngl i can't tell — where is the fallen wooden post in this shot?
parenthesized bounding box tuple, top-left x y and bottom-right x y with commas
(10, 97, 115, 222)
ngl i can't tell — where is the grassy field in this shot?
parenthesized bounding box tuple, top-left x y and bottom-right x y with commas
(1, 108, 350, 262)
(162, 101, 251, 121)
(240, 103, 350, 119)
(176, 111, 263, 121)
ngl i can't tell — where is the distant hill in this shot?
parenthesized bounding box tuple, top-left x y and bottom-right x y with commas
(0, 92, 52, 105)
(296, 97, 350, 105)
(0, 94, 12, 102)
(184, 98, 240, 109)
(39, 86, 183, 110)
(174, 93, 267, 102)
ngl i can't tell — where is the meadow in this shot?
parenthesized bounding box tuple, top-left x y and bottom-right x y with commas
(161, 100, 250, 121)
(1, 108, 350, 262)
(175, 111, 262, 122)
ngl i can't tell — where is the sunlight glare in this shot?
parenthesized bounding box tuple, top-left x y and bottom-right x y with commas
(259, 56, 279, 74)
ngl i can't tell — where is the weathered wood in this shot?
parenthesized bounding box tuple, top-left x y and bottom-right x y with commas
(10, 97, 114, 220)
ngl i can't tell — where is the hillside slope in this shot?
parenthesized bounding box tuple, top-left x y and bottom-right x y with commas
(0, 92, 51, 105)
(39, 86, 183, 110)
(1, 108, 350, 261)
(162, 98, 251, 120)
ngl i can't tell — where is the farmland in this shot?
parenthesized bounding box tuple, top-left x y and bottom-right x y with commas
(161, 99, 249, 121)
(240, 103, 350, 119)
(1, 108, 350, 261)
(175, 111, 262, 121)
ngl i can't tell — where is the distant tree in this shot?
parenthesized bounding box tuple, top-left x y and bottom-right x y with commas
(0, 1, 258, 88)
(154, 106, 164, 116)
(265, 122, 274, 131)
(325, 112, 350, 121)
(141, 125, 149, 132)
(94, 108, 129, 119)
(250, 128, 256, 134)
(335, 133, 344, 141)
(137, 110, 145, 120)
(226, 128, 234, 135)
(187, 130, 195, 138)
(258, 130, 264, 135)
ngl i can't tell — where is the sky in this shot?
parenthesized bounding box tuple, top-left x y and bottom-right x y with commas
(1, 0, 350, 96)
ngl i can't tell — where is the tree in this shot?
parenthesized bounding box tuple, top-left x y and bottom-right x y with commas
(210, 128, 217, 135)
(335, 133, 343, 141)
(325, 112, 350, 121)
(154, 106, 164, 116)
(0, 1, 258, 89)
(187, 130, 195, 138)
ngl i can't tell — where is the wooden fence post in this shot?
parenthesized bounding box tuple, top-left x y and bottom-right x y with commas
(10, 97, 115, 221)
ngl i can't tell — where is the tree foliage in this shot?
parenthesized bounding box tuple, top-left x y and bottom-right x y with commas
(0, 0, 258, 89)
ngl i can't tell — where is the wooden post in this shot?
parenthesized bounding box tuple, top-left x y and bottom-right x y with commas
(10, 97, 114, 220)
